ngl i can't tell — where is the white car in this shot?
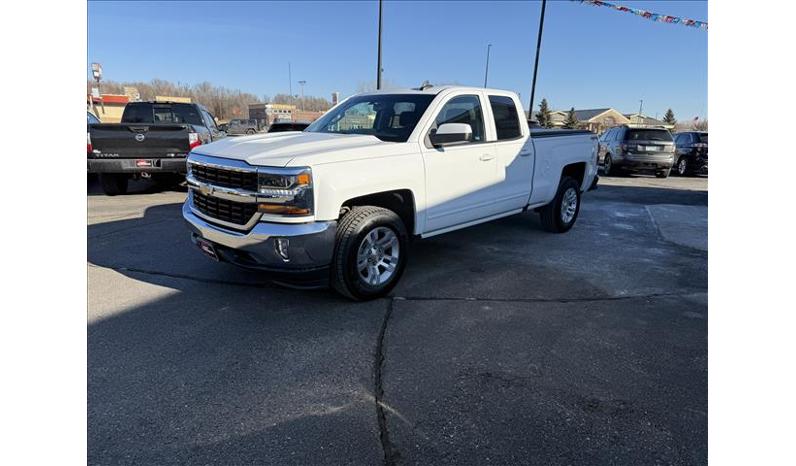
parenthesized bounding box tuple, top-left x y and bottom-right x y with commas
(183, 86, 598, 300)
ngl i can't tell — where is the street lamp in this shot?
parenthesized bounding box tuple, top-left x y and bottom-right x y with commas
(91, 62, 105, 113)
(298, 80, 306, 111)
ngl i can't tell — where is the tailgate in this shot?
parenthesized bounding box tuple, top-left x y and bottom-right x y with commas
(89, 124, 192, 158)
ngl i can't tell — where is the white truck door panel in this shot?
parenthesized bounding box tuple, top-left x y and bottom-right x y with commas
(420, 93, 504, 232)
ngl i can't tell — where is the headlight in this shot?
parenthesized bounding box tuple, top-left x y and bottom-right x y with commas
(257, 168, 313, 216)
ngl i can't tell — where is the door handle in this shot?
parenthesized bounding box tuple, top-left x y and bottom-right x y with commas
(479, 154, 495, 161)
(519, 149, 532, 156)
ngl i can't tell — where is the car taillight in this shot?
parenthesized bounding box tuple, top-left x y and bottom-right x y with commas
(188, 132, 202, 150)
(87, 132, 92, 154)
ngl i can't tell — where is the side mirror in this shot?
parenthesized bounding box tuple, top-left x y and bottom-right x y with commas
(430, 123, 472, 147)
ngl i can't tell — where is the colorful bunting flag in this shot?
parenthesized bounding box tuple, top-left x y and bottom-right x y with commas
(574, 0, 708, 31)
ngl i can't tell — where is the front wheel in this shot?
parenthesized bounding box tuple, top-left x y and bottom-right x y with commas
(331, 206, 409, 301)
(539, 176, 581, 233)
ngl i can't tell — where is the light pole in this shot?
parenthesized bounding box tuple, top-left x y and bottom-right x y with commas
(91, 62, 105, 113)
(528, 0, 547, 121)
(288, 62, 293, 101)
(376, 0, 383, 90)
(638, 99, 644, 124)
(484, 44, 492, 87)
(298, 80, 306, 111)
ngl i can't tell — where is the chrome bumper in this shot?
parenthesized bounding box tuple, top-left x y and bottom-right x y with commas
(182, 201, 336, 272)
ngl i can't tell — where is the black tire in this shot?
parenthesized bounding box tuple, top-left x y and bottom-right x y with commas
(539, 176, 581, 233)
(99, 174, 128, 196)
(152, 173, 183, 189)
(246, 129, 256, 134)
(656, 169, 671, 178)
(675, 157, 689, 176)
(603, 155, 613, 176)
(331, 206, 409, 301)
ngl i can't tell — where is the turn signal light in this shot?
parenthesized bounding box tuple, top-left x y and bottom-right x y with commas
(257, 204, 311, 215)
(87, 132, 92, 154)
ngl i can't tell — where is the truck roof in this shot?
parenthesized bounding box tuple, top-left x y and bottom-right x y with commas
(357, 85, 517, 96)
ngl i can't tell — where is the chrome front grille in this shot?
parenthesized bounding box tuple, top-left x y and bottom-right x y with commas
(190, 163, 258, 192)
(192, 190, 257, 227)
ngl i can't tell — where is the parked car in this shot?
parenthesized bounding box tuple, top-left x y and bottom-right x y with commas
(673, 131, 708, 176)
(217, 122, 229, 132)
(267, 120, 311, 133)
(182, 86, 598, 300)
(227, 118, 261, 135)
(598, 125, 675, 178)
(88, 101, 225, 195)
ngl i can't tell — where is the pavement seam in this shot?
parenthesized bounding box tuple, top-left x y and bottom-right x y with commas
(374, 297, 400, 466)
(87, 263, 269, 289)
(390, 291, 704, 304)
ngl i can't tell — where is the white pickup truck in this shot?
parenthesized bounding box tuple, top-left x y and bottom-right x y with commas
(183, 86, 598, 300)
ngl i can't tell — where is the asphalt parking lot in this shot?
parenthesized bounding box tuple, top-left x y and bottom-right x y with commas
(88, 174, 707, 465)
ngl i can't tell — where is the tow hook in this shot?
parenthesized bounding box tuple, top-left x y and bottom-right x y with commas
(140, 172, 151, 179)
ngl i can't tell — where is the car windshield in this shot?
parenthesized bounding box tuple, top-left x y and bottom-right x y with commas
(698, 133, 708, 143)
(305, 93, 436, 142)
(625, 129, 673, 142)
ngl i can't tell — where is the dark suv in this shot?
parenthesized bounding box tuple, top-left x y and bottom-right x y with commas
(673, 131, 708, 176)
(599, 126, 676, 178)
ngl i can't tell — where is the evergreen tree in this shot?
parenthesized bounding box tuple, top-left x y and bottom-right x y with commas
(563, 107, 579, 129)
(536, 98, 552, 128)
(663, 108, 677, 128)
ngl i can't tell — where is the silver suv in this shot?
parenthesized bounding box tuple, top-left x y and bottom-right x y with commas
(598, 126, 675, 178)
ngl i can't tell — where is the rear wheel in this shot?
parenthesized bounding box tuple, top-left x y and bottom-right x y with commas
(99, 173, 128, 196)
(331, 206, 409, 301)
(539, 176, 581, 233)
(676, 157, 689, 176)
(603, 155, 613, 176)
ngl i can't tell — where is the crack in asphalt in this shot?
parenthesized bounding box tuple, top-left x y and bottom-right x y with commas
(374, 298, 399, 466)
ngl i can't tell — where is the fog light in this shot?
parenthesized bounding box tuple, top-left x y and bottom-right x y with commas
(275, 238, 290, 262)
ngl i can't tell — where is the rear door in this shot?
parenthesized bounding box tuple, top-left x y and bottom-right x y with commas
(485, 94, 534, 212)
(419, 91, 502, 232)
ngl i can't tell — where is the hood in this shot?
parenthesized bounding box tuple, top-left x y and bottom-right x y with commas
(192, 131, 386, 167)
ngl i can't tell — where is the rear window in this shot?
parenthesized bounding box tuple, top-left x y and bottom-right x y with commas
(489, 95, 521, 140)
(624, 129, 672, 142)
(122, 103, 203, 125)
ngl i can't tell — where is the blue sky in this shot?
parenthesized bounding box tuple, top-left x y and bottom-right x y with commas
(88, 0, 707, 119)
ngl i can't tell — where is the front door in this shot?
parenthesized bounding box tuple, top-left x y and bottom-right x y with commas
(420, 93, 502, 233)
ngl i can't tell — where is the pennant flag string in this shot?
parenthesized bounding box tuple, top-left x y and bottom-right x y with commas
(573, 0, 708, 31)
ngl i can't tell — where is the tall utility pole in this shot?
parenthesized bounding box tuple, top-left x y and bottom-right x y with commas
(638, 99, 644, 124)
(528, 0, 547, 121)
(484, 44, 492, 87)
(376, 0, 383, 90)
(298, 80, 306, 110)
(288, 62, 293, 101)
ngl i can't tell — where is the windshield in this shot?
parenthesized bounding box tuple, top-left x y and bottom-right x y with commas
(624, 129, 673, 142)
(305, 94, 435, 142)
(698, 133, 708, 144)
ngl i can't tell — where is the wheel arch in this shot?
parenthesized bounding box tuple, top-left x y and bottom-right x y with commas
(339, 189, 417, 235)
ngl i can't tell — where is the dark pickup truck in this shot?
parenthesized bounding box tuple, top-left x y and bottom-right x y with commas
(88, 101, 225, 195)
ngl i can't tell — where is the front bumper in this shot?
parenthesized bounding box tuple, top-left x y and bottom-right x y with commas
(88, 158, 188, 174)
(182, 201, 337, 284)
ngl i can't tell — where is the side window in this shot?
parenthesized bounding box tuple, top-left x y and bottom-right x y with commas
(434, 95, 485, 143)
(203, 110, 217, 130)
(488, 95, 521, 140)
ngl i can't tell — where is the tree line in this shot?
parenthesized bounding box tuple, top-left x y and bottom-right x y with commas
(88, 79, 332, 119)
